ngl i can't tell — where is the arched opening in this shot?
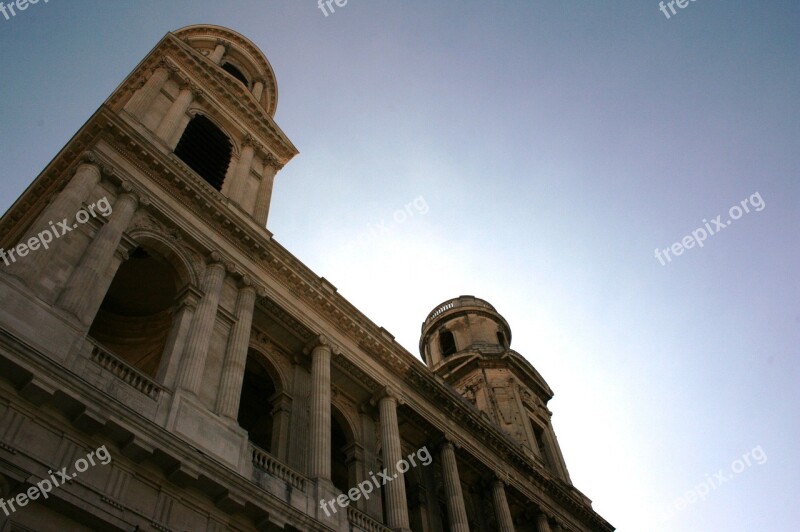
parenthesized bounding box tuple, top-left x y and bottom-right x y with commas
(221, 62, 249, 87)
(331, 413, 350, 493)
(238, 354, 277, 452)
(174, 114, 232, 191)
(497, 331, 507, 348)
(530, 419, 554, 473)
(331, 406, 359, 495)
(88, 247, 180, 378)
(439, 330, 457, 357)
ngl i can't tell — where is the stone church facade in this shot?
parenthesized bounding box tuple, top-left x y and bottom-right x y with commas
(0, 25, 613, 532)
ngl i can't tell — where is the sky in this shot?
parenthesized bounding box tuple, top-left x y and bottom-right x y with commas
(1, 1, 798, 530)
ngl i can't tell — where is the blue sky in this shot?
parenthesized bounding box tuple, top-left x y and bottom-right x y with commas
(1, 1, 798, 530)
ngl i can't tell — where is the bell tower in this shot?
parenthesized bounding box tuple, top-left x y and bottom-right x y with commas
(421, 296, 573, 481)
(120, 24, 293, 227)
(0, 24, 298, 474)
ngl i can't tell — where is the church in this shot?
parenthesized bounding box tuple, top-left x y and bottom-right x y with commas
(0, 24, 614, 532)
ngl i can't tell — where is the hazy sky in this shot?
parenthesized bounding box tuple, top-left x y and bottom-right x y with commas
(1, 1, 798, 530)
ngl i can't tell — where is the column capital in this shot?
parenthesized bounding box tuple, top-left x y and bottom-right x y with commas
(175, 285, 203, 310)
(73, 160, 102, 183)
(242, 135, 267, 157)
(80, 151, 98, 165)
(163, 61, 179, 75)
(206, 250, 228, 266)
(175, 77, 201, 96)
(117, 181, 143, 203)
(238, 275, 260, 292)
(269, 391, 293, 413)
(114, 191, 140, 211)
(371, 386, 404, 407)
(303, 334, 339, 356)
(100, 165, 116, 180)
(263, 152, 282, 171)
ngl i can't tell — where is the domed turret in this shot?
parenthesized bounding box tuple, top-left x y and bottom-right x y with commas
(420, 295, 511, 367)
(420, 296, 573, 481)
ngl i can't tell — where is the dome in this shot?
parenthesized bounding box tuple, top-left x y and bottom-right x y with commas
(173, 25, 279, 116)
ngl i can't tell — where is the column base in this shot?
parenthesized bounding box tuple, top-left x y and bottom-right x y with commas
(313, 478, 349, 529)
(165, 390, 250, 472)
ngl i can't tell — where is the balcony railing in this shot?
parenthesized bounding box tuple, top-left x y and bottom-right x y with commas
(347, 506, 392, 532)
(428, 301, 455, 321)
(424, 296, 497, 325)
(251, 445, 308, 492)
(89, 341, 164, 401)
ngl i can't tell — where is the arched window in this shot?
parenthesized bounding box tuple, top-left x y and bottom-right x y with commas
(221, 62, 249, 87)
(439, 330, 457, 357)
(238, 355, 277, 452)
(497, 331, 507, 348)
(530, 419, 554, 472)
(331, 413, 350, 493)
(330, 406, 360, 497)
(88, 247, 181, 378)
(174, 114, 232, 191)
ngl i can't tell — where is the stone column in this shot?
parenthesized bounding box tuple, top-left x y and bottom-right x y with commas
(156, 286, 201, 388)
(215, 279, 258, 420)
(536, 514, 552, 532)
(252, 78, 264, 101)
(287, 359, 311, 471)
(155, 83, 197, 147)
(124, 63, 171, 120)
(57, 191, 139, 325)
(175, 257, 227, 395)
(7, 159, 103, 287)
(378, 391, 410, 531)
(308, 341, 332, 481)
(344, 442, 365, 503)
(270, 392, 292, 463)
(253, 156, 279, 226)
(226, 139, 256, 204)
(209, 41, 226, 64)
(440, 441, 469, 532)
(491, 479, 515, 532)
